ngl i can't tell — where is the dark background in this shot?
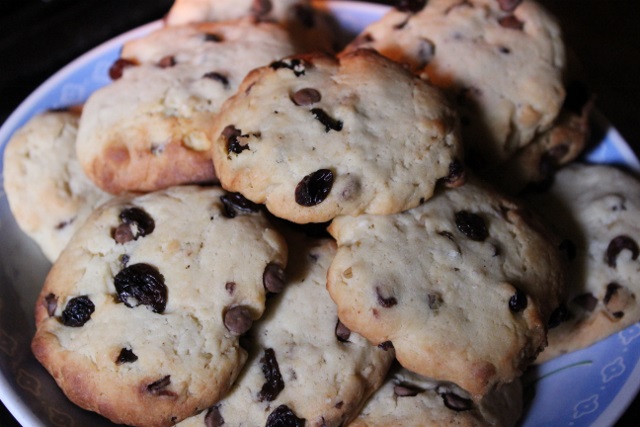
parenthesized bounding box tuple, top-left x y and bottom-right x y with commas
(1, 0, 639, 425)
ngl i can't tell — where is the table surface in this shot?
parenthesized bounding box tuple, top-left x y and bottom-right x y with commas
(1, 0, 639, 426)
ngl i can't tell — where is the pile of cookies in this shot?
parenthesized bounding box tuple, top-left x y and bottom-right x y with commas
(3, 0, 639, 426)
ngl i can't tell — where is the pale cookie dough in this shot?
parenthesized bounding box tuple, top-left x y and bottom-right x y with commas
(2, 109, 111, 261)
(210, 49, 464, 224)
(177, 237, 394, 427)
(351, 366, 522, 427)
(524, 164, 640, 362)
(31, 186, 288, 426)
(345, 0, 566, 167)
(327, 176, 567, 398)
(77, 19, 297, 194)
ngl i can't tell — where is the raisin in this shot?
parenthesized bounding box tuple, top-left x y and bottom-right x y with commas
(61, 296, 95, 327)
(497, 0, 522, 12)
(455, 211, 488, 241)
(263, 263, 286, 293)
(266, 405, 305, 427)
(116, 348, 138, 364)
(605, 235, 639, 267)
(220, 192, 260, 218)
(295, 169, 334, 206)
(224, 306, 253, 336)
(439, 159, 465, 188)
(109, 58, 137, 80)
(269, 58, 306, 77)
(498, 15, 524, 30)
(204, 33, 223, 42)
(44, 293, 58, 317)
(394, 384, 423, 397)
(225, 282, 236, 294)
(222, 125, 249, 155)
(117, 207, 155, 242)
(509, 289, 527, 312)
(376, 287, 398, 308)
(291, 88, 321, 106)
(205, 405, 225, 427)
(146, 375, 174, 396)
(441, 392, 473, 411)
(258, 348, 285, 402)
(203, 71, 230, 88)
(335, 320, 351, 342)
(310, 108, 343, 132)
(396, 0, 427, 13)
(114, 263, 167, 313)
(158, 55, 176, 68)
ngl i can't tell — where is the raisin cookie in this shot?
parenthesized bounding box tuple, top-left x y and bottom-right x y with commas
(77, 19, 297, 194)
(210, 49, 464, 224)
(351, 366, 522, 427)
(326, 176, 567, 398)
(524, 164, 640, 362)
(177, 237, 394, 427)
(345, 0, 566, 167)
(31, 186, 288, 426)
(2, 110, 111, 261)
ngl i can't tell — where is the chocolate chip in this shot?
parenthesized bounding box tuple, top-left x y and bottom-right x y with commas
(119, 207, 155, 240)
(559, 239, 576, 261)
(548, 304, 568, 329)
(251, 0, 272, 17)
(497, 0, 522, 12)
(204, 33, 223, 42)
(220, 192, 260, 218)
(378, 341, 394, 351)
(114, 263, 167, 313)
(263, 263, 286, 293)
(270, 59, 306, 77)
(266, 404, 305, 427)
(44, 293, 58, 317)
(146, 375, 174, 396)
(311, 108, 343, 132)
(335, 320, 351, 342)
(605, 235, 639, 267)
(295, 169, 334, 206)
(441, 392, 473, 411)
(224, 306, 253, 336)
(439, 159, 465, 188)
(509, 289, 527, 312)
(222, 125, 249, 155)
(396, 0, 427, 13)
(204, 405, 225, 427)
(572, 293, 598, 312)
(116, 348, 138, 364)
(259, 348, 285, 402)
(376, 287, 398, 308)
(455, 211, 488, 241)
(294, 4, 315, 28)
(394, 384, 423, 397)
(109, 58, 137, 80)
(203, 72, 230, 88)
(61, 296, 95, 327)
(158, 55, 176, 68)
(498, 15, 524, 30)
(291, 88, 321, 106)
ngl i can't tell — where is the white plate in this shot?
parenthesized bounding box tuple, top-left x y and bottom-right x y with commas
(1, 2, 639, 426)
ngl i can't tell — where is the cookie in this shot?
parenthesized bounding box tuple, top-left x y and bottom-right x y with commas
(2, 109, 111, 261)
(76, 19, 297, 194)
(210, 49, 464, 224)
(326, 175, 567, 398)
(523, 164, 640, 362)
(345, 0, 566, 167)
(351, 366, 523, 427)
(176, 237, 393, 427)
(31, 186, 288, 426)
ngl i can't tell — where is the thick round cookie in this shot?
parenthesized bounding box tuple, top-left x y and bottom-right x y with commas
(524, 164, 640, 362)
(77, 19, 297, 194)
(31, 186, 288, 426)
(2, 110, 111, 261)
(177, 237, 394, 427)
(345, 0, 566, 167)
(326, 176, 567, 398)
(351, 366, 522, 427)
(210, 49, 464, 224)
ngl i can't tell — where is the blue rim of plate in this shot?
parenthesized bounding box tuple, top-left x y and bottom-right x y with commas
(0, 2, 639, 426)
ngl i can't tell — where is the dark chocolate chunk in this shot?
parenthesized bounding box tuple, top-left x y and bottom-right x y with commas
(441, 392, 473, 411)
(259, 348, 285, 402)
(263, 263, 286, 293)
(205, 405, 225, 427)
(203, 71, 230, 88)
(266, 404, 305, 427)
(295, 169, 334, 206)
(109, 58, 137, 80)
(114, 263, 167, 313)
(605, 235, 639, 267)
(455, 211, 488, 241)
(291, 88, 321, 106)
(335, 320, 351, 342)
(44, 293, 58, 317)
(310, 108, 343, 132)
(376, 287, 398, 308)
(116, 348, 138, 365)
(61, 296, 95, 327)
(509, 289, 528, 312)
(221, 192, 260, 218)
(224, 306, 253, 336)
